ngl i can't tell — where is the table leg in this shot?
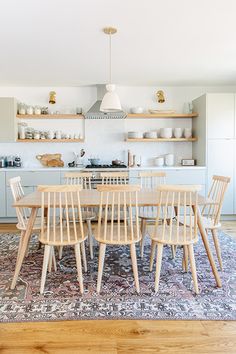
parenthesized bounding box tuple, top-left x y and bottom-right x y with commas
(196, 206, 222, 288)
(11, 207, 38, 290)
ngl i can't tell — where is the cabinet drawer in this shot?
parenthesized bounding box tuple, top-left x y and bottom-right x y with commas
(6, 186, 34, 217)
(0, 172, 6, 217)
(6, 171, 61, 187)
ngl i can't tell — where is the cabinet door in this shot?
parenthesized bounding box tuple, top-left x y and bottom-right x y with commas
(6, 186, 34, 217)
(166, 169, 206, 185)
(207, 93, 235, 139)
(0, 172, 6, 217)
(6, 171, 61, 187)
(0, 97, 17, 142)
(207, 139, 234, 214)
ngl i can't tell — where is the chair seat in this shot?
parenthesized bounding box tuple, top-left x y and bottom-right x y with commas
(95, 223, 141, 245)
(39, 225, 87, 246)
(147, 224, 198, 245)
(178, 215, 221, 230)
(16, 216, 42, 231)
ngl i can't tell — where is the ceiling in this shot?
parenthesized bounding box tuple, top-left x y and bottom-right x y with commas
(0, 0, 236, 86)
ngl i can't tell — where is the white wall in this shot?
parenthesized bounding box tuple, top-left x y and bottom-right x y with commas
(0, 85, 235, 167)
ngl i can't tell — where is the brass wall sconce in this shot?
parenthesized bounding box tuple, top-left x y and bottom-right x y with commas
(49, 91, 56, 104)
(156, 90, 165, 103)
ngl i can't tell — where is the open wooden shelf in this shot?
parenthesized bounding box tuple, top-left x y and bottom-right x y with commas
(126, 138, 197, 142)
(16, 114, 84, 119)
(126, 113, 198, 118)
(17, 139, 84, 143)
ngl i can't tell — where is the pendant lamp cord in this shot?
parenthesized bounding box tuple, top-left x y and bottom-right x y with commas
(109, 32, 112, 84)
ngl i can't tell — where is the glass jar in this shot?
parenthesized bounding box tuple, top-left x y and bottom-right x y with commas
(34, 106, 41, 115)
(34, 131, 40, 140)
(18, 103, 26, 115)
(26, 106, 34, 115)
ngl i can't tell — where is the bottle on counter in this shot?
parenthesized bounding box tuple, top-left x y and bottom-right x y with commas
(128, 150, 133, 167)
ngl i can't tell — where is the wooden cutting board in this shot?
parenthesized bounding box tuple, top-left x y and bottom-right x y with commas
(36, 153, 64, 167)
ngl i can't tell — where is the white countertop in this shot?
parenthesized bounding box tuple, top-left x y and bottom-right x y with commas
(0, 166, 206, 172)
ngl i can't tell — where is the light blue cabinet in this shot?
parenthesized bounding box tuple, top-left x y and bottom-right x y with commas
(0, 172, 6, 217)
(4, 171, 61, 218)
(6, 186, 34, 217)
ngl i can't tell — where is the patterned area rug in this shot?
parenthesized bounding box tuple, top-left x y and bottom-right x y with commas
(0, 231, 236, 322)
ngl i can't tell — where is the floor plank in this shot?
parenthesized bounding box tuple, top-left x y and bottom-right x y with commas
(0, 222, 236, 353)
(0, 320, 236, 353)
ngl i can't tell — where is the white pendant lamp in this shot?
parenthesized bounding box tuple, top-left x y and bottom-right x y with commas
(100, 27, 122, 112)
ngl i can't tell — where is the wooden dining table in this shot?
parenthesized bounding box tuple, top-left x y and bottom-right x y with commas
(11, 188, 222, 289)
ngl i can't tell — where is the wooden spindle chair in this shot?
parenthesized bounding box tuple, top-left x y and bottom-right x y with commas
(38, 185, 87, 294)
(201, 175, 230, 270)
(100, 172, 129, 185)
(148, 185, 201, 294)
(100, 172, 129, 221)
(64, 172, 96, 259)
(9, 177, 42, 287)
(139, 172, 166, 257)
(95, 184, 141, 293)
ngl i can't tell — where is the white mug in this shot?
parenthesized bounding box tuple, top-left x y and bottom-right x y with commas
(174, 128, 182, 138)
(184, 128, 192, 138)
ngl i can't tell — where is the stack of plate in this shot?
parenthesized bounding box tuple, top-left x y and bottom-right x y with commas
(128, 131, 143, 139)
(143, 131, 157, 139)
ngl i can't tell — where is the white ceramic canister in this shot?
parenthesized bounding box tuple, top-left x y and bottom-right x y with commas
(165, 154, 175, 166)
(173, 128, 182, 138)
(184, 128, 192, 138)
(154, 157, 164, 167)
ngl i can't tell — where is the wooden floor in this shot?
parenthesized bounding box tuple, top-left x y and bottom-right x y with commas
(0, 222, 236, 353)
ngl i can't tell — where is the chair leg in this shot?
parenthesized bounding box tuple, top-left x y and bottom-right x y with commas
(52, 247, 57, 272)
(182, 246, 188, 272)
(188, 244, 199, 294)
(48, 247, 53, 273)
(140, 219, 147, 258)
(75, 243, 84, 294)
(86, 219, 94, 260)
(16, 231, 24, 265)
(58, 246, 63, 260)
(130, 243, 140, 294)
(171, 245, 177, 259)
(211, 229, 223, 270)
(81, 241, 87, 272)
(155, 243, 163, 293)
(150, 240, 157, 271)
(40, 245, 51, 294)
(97, 243, 106, 294)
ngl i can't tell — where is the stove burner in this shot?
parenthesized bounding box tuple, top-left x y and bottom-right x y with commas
(86, 164, 127, 169)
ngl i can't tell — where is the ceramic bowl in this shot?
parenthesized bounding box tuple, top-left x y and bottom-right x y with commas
(143, 131, 157, 139)
(154, 157, 164, 166)
(130, 107, 144, 114)
(160, 128, 173, 139)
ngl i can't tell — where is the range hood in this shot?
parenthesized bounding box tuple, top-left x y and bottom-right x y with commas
(85, 85, 127, 119)
(85, 100, 127, 119)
